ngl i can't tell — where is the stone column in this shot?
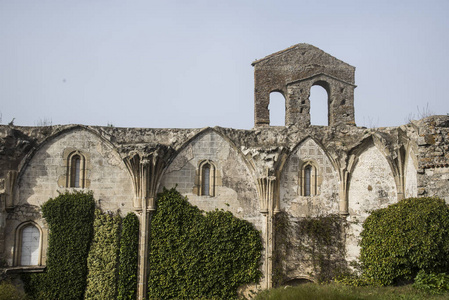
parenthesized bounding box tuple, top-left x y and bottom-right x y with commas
(124, 146, 173, 300)
(256, 176, 278, 289)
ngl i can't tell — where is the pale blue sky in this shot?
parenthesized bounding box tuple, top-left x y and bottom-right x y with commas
(1, 0, 448, 129)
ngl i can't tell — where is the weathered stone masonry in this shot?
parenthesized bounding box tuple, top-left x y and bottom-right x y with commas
(0, 44, 448, 297)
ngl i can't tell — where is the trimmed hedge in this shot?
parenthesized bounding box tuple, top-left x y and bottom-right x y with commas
(24, 191, 95, 300)
(148, 188, 262, 299)
(360, 197, 449, 285)
(85, 210, 121, 299)
(117, 212, 140, 300)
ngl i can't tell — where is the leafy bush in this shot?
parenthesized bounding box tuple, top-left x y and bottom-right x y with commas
(23, 191, 95, 300)
(148, 187, 262, 299)
(360, 197, 449, 286)
(0, 281, 28, 300)
(85, 210, 121, 299)
(413, 271, 449, 294)
(254, 282, 449, 300)
(117, 212, 140, 300)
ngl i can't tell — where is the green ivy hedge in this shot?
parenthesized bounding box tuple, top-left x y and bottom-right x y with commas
(148, 188, 262, 299)
(85, 210, 121, 299)
(360, 197, 449, 285)
(117, 212, 140, 300)
(24, 191, 95, 300)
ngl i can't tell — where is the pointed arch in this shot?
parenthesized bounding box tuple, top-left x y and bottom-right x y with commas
(286, 136, 339, 175)
(279, 136, 340, 215)
(172, 127, 259, 183)
(347, 140, 398, 216)
(159, 127, 260, 216)
(17, 125, 124, 184)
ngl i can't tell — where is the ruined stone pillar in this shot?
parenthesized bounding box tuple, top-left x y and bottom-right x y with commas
(339, 170, 349, 215)
(137, 197, 148, 299)
(257, 176, 278, 289)
(124, 146, 173, 300)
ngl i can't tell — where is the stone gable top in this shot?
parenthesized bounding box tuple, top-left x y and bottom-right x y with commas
(252, 43, 355, 68)
(251, 43, 355, 85)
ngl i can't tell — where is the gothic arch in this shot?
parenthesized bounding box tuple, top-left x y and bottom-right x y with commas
(158, 129, 261, 223)
(17, 125, 123, 184)
(16, 126, 134, 212)
(279, 136, 340, 215)
(172, 127, 258, 183)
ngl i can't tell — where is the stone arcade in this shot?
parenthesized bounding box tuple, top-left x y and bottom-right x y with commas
(1, 44, 448, 298)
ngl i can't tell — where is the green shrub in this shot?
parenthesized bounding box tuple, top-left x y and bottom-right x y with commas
(148, 187, 262, 299)
(117, 212, 140, 300)
(23, 191, 95, 300)
(360, 197, 449, 286)
(0, 281, 27, 300)
(85, 209, 121, 299)
(413, 270, 449, 294)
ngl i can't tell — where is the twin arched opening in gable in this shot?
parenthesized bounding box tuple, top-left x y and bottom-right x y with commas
(268, 80, 331, 127)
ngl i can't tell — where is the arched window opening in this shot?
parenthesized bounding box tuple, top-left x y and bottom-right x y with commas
(71, 155, 81, 188)
(304, 165, 312, 196)
(66, 151, 86, 188)
(269, 92, 286, 126)
(202, 163, 211, 196)
(301, 162, 319, 196)
(198, 160, 216, 197)
(310, 84, 329, 126)
(20, 225, 40, 266)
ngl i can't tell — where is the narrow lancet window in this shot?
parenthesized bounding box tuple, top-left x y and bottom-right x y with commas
(304, 165, 312, 196)
(301, 161, 319, 197)
(202, 163, 211, 196)
(71, 155, 81, 188)
(198, 160, 216, 197)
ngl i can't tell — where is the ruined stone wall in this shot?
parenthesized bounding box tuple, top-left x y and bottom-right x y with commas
(252, 44, 356, 127)
(17, 128, 134, 212)
(415, 116, 449, 203)
(0, 43, 448, 294)
(346, 144, 398, 263)
(0, 115, 448, 287)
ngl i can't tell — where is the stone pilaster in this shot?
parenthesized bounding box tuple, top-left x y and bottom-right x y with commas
(124, 146, 174, 300)
(256, 176, 278, 289)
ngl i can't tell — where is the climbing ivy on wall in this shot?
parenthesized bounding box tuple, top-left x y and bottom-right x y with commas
(23, 191, 95, 300)
(148, 187, 263, 299)
(272, 211, 293, 286)
(85, 210, 121, 300)
(117, 212, 140, 300)
(297, 214, 347, 283)
(273, 212, 347, 285)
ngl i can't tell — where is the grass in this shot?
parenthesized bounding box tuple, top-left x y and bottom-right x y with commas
(253, 283, 449, 300)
